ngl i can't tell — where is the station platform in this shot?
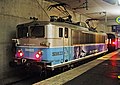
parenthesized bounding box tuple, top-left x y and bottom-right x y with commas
(33, 50, 120, 85)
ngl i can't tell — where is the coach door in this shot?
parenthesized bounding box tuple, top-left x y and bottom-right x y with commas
(63, 27, 71, 62)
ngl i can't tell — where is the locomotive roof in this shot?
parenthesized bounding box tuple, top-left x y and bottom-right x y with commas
(16, 20, 106, 35)
(17, 21, 50, 27)
(16, 20, 89, 31)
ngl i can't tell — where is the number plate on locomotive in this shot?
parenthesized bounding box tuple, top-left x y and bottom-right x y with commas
(25, 48, 34, 52)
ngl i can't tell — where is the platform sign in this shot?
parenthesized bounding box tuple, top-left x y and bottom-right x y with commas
(112, 25, 120, 32)
(116, 16, 120, 24)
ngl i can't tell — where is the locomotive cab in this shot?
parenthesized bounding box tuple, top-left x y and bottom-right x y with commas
(12, 21, 73, 69)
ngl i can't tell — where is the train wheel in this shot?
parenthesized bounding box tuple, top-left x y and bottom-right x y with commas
(62, 65, 69, 72)
(70, 64, 74, 69)
(40, 70, 47, 79)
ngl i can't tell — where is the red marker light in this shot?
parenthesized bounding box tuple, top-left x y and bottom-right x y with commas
(35, 50, 42, 59)
(36, 54, 40, 58)
(112, 42, 115, 45)
(17, 50, 24, 58)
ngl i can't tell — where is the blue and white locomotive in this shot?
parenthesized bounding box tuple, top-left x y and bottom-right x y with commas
(13, 20, 108, 70)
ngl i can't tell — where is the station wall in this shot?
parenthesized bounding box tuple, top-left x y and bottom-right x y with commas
(0, 0, 109, 79)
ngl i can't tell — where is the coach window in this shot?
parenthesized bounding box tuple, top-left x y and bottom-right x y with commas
(65, 27, 68, 38)
(59, 28, 63, 37)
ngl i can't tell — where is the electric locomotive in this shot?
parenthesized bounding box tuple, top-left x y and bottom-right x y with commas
(12, 20, 108, 70)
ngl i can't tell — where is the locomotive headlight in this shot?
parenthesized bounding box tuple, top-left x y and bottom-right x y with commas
(17, 50, 24, 58)
(36, 54, 40, 58)
(35, 50, 42, 59)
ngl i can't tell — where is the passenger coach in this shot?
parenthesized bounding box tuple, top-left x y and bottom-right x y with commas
(106, 32, 118, 51)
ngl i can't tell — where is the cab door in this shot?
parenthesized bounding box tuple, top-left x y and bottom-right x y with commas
(63, 27, 71, 62)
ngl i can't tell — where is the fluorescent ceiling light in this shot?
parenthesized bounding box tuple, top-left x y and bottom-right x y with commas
(103, 0, 116, 5)
(118, 0, 120, 4)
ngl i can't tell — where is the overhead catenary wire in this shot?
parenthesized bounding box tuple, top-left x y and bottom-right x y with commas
(34, 0, 50, 19)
